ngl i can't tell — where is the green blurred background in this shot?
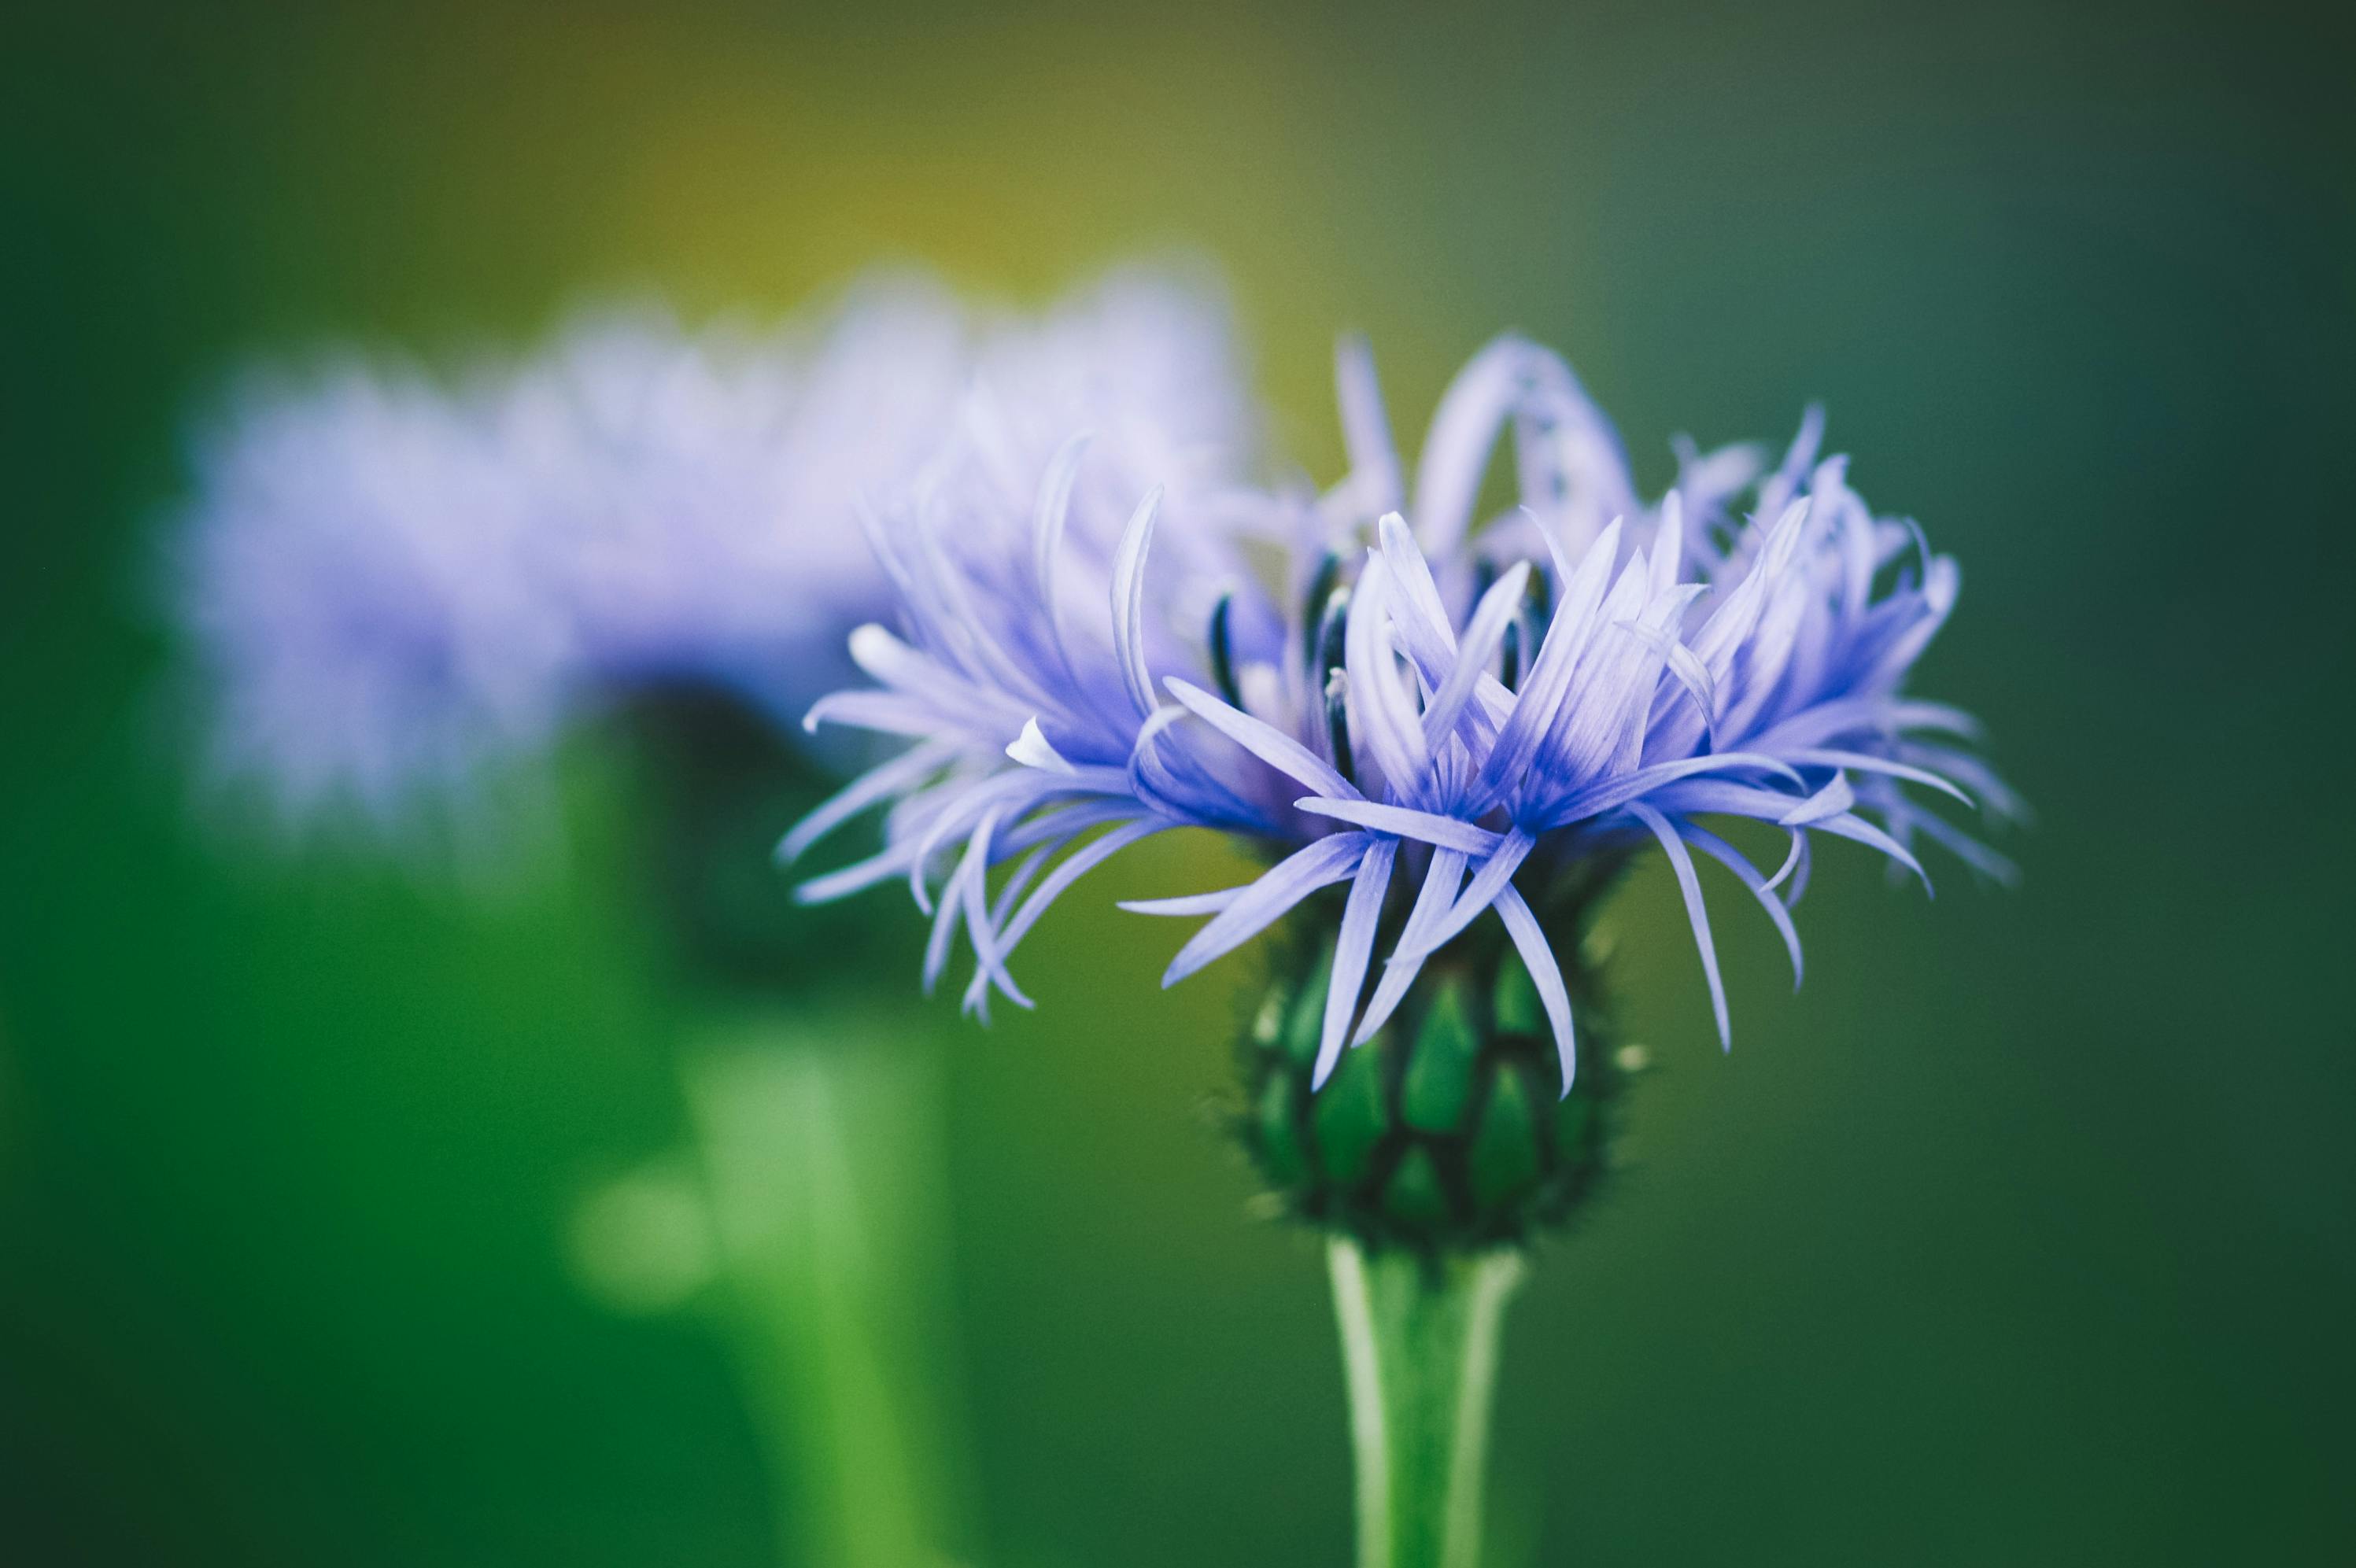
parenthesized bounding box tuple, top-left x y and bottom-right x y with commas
(4, 0, 2351, 1562)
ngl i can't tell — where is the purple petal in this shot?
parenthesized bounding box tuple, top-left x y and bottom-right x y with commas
(1889, 804, 2021, 886)
(923, 806, 998, 994)
(1629, 801, 1730, 1050)
(1353, 847, 1467, 1045)
(1031, 431, 1091, 648)
(1494, 885, 1576, 1095)
(1165, 677, 1360, 802)
(957, 811, 1034, 1011)
(1110, 485, 1165, 720)
(1397, 825, 1534, 961)
(1421, 560, 1527, 749)
(1292, 796, 1501, 854)
(1161, 832, 1368, 987)
(995, 817, 1165, 957)
(777, 739, 955, 865)
(1006, 716, 1078, 774)
(1409, 338, 1530, 555)
(1782, 747, 1974, 807)
(1342, 558, 1428, 798)
(1334, 336, 1402, 515)
(1472, 519, 1623, 810)
(1681, 824, 1804, 989)
(1314, 836, 1398, 1088)
(1537, 750, 1803, 830)
(1779, 773, 1856, 827)
(801, 690, 942, 739)
(1376, 512, 1457, 655)
(1119, 888, 1245, 917)
(794, 839, 920, 906)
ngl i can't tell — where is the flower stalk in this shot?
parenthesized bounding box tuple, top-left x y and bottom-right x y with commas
(680, 1011, 968, 1568)
(1331, 1237, 1525, 1568)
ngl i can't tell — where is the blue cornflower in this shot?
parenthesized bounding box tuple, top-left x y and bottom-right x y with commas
(169, 268, 1251, 840)
(790, 334, 2011, 1093)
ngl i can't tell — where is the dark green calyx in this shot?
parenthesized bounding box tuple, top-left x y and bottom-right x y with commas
(1235, 939, 1626, 1254)
(1206, 592, 1243, 708)
(1301, 552, 1345, 670)
(612, 681, 918, 1004)
(1323, 670, 1357, 785)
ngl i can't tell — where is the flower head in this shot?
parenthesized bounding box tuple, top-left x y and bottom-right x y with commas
(169, 267, 1252, 842)
(790, 334, 2013, 1099)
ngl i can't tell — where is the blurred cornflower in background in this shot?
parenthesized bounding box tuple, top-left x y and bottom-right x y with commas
(172, 267, 1250, 849)
(788, 328, 2015, 1568)
(164, 262, 1260, 1568)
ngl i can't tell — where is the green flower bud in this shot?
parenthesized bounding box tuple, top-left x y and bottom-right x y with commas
(1234, 921, 1626, 1255)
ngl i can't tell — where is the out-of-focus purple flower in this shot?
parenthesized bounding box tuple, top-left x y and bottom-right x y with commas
(169, 267, 1255, 841)
(789, 334, 2011, 1091)
(490, 279, 971, 730)
(172, 362, 576, 833)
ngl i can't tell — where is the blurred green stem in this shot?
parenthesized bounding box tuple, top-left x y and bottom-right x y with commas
(683, 1014, 965, 1568)
(1330, 1238, 1523, 1568)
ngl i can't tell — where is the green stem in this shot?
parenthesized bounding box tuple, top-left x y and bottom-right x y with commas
(1330, 1237, 1524, 1568)
(681, 1013, 966, 1568)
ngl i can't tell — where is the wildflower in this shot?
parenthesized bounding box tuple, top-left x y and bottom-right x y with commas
(169, 268, 1252, 842)
(789, 331, 2013, 1201)
(786, 316, 2015, 1568)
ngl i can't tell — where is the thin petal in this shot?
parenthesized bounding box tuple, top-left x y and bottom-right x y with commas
(1892, 805, 2021, 886)
(1782, 747, 1974, 807)
(1006, 716, 1077, 774)
(1421, 561, 1527, 749)
(1681, 824, 1804, 989)
(995, 817, 1165, 956)
(1410, 337, 1527, 555)
(1161, 833, 1368, 987)
(800, 690, 941, 739)
(1353, 847, 1467, 1045)
(1111, 485, 1165, 720)
(1473, 519, 1623, 809)
(777, 739, 955, 865)
(1398, 825, 1536, 961)
(1165, 677, 1360, 802)
(923, 808, 998, 994)
(794, 839, 920, 906)
(1779, 773, 1856, 826)
(957, 813, 1032, 1011)
(1032, 431, 1091, 650)
(1335, 335, 1402, 514)
(1649, 491, 1686, 598)
(1494, 885, 1576, 1095)
(1292, 796, 1501, 854)
(1536, 750, 1803, 830)
(1376, 512, 1456, 655)
(1119, 888, 1245, 917)
(1314, 838, 1398, 1088)
(1629, 801, 1730, 1050)
(961, 844, 1054, 1018)
(1342, 557, 1428, 797)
